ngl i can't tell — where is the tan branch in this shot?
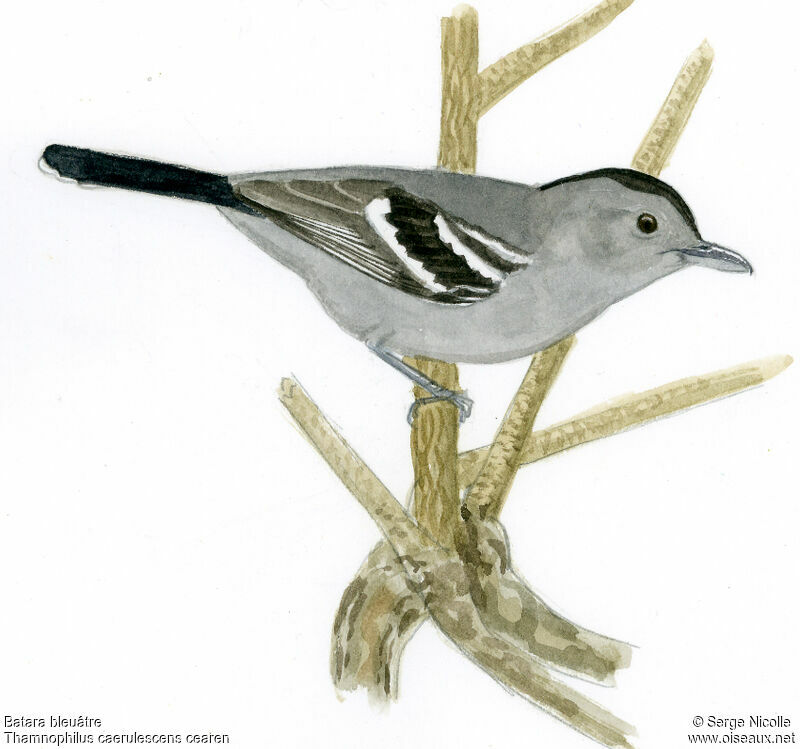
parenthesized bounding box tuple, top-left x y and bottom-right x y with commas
(278, 377, 430, 558)
(330, 535, 634, 746)
(438, 4, 480, 172)
(421, 557, 635, 748)
(306, 354, 791, 697)
(477, 0, 635, 117)
(331, 542, 426, 700)
(459, 514, 632, 685)
(299, 353, 790, 698)
(464, 336, 575, 520)
(406, 357, 462, 546)
(335, 527, 631, 697)
(458, 354, 792, 488)
(631, 40, 714, 176)
(281, 372, 634, 743)
(452, 338, 634, 689)
(408, 5, 482, 549)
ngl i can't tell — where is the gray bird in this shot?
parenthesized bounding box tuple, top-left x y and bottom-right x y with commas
(41, 145, 752, 421)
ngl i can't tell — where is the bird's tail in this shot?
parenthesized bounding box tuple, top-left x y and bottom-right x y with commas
(40, 144, 244, 209)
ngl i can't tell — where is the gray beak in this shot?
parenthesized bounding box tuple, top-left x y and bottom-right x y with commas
(675, 241, 753, 274)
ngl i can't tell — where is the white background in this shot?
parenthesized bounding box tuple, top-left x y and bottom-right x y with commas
(1, 0, 798, 747)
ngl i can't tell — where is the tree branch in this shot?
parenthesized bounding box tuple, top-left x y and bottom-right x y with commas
(406, 357, 462, 546)
(420, 558, 636, 749)
(405, 5, 482, 550)
(281, 377, 636, 743)
(305, 352, 790, 697)
(457, 513, 633, 686)
(328, 529, 636, 746)
(463, 336, 575, 520)
(453, 337, 633, 689)
(631, 40, 714, 176)
(477, 0, 635, 116)
(438, 4, 480, 172)
(299, 351, 788, 698)
(331, 542, 426, 700)
(278, 377, 430, 559)
(458, 354, 792, 488)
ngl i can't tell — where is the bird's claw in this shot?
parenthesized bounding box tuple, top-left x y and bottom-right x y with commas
(407, 390, 473, 425)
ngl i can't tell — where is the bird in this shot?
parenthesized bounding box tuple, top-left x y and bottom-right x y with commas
(40, 144, 753, 422)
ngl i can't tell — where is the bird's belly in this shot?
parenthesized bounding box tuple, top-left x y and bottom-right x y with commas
(310, 272, 591, 363)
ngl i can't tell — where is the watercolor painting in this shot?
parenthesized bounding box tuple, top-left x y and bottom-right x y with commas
(2, 1, 797, 748)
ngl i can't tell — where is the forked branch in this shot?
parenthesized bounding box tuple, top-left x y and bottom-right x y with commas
(279, 378, 635, 747)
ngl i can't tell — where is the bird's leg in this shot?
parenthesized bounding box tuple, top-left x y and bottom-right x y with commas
(366, 343, 473, 424)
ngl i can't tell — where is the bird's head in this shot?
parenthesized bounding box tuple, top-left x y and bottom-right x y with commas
(535, 168, 752, 294)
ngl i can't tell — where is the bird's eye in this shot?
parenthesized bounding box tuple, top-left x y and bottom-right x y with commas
(637, 213, 658, 234)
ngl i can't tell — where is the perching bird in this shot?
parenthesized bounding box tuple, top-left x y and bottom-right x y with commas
(41, 144, 752, 421)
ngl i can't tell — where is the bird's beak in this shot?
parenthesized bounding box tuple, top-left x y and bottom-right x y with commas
(672, 241, 753, 274)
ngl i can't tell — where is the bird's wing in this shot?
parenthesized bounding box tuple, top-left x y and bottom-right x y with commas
(234, 178, 531, 304)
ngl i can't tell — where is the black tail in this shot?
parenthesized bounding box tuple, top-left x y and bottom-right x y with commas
(41, 144, 246, 210)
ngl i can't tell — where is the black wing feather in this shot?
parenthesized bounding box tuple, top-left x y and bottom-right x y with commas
(235, 178, 530, 305)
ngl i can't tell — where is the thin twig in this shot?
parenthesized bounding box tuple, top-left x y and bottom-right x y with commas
(464, 337, 575, 520)
(478, 0, 635, 116)
(278, 378, 430, 558)
(458, 354, 792, 488)
(631, 40, 714, 176)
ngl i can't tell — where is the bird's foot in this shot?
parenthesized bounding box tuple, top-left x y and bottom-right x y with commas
(365, 342, 473, 424)
(407, 389, 473, 425)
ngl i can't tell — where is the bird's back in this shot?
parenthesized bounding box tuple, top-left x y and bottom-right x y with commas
(225, 166, 537, 250)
